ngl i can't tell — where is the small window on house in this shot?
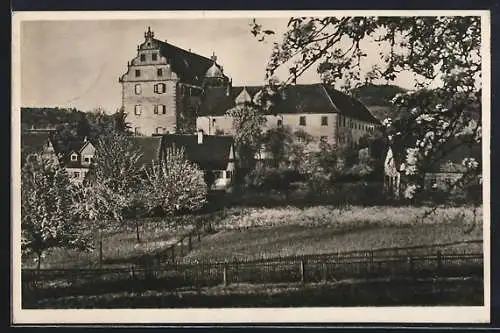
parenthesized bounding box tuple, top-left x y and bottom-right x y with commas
(73, 171, 80, 178)
(135, 84, 142, 95)
(134, 105, 142, 115)
(152, 53, 158, 61)
(299, 116, 306, 126)
(84, 157, 90, 163)
(71, 154, 77, 161)
(140, 54, 146, 62)
(134, 127, 141, 135)
(157, 68, 163, 76)
(277, 119, 283, 127)
(154, 105, 158, 114)
(321, 116, 328, 126)
(135, 69, 141, 77)
(161, 105, 166, 114)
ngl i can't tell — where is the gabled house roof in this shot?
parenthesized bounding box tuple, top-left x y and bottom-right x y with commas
(198, 83, 381, 124)
(60, 139, 96, 169)
(160, 134, 235, 171)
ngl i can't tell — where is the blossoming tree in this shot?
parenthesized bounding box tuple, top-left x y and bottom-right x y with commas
(251, 16, 482, 203)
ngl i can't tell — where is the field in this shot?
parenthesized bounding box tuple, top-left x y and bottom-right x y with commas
(23, 205, 483, 269)
(185, 205, 483, 262)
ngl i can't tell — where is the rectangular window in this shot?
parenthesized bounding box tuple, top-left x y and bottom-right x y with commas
(134, 105, 142, 115)
(73, 171, 80, 178)
(135, 69, 141, 77)
(157, 68, 163, 76)
(154, 83, 166, 94)
(71, 154, 77, 161)
(134, 127, 141, 135)
(299, 116, 306, 126)
(321, 116, 328, 126)
(152, 53, 158, 61)
(140, 54, 145, 62)
(84, 157, 90, 163)
(135, 84, 142, 95)
(161, 105, 166, 114)
(277, 119, 283, 127)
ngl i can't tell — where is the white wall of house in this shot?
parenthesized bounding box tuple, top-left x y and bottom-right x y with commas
(66, 167, 89, 185)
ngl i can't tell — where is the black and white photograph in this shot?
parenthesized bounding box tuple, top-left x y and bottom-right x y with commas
(11, 10, 490, 324)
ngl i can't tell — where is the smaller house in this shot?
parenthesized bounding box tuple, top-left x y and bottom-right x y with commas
(161, 131, 236, 191)
(61, 138, 96, 185)
(384, 141, 481, 198)
(136, 131, 236, 191)
(21, 131, 59, 166)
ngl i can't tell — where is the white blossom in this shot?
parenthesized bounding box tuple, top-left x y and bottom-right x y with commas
(404, 184, 418, 199)
(462, 157, 479, 170)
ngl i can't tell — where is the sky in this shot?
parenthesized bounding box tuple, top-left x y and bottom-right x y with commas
(20, 17, 419, 113)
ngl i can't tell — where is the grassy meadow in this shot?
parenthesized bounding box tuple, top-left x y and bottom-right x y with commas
(184, 205, 483, 262)
(23, 205, 483, 269)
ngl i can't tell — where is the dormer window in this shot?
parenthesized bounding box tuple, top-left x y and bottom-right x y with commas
(70, 153, 78, 161)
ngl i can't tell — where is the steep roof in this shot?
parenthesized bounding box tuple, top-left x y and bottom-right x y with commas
(199, 83, 380, 124)
(160, 134, 234, 171)
(131, 136, 163, 169)
(156, 40, 219, 85)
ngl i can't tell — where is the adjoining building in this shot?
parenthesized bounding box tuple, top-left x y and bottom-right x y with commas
(197, 83, 381, 147)
(120, 27, 381, 146)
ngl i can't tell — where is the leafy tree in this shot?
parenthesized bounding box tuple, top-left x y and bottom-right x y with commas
(225, 104, 267, 171)
(262, 125, 294, 167)
(79, 130, 144, 242)
(252, 16, 482, 201)
(21, 153, 92, 271)
(143, 145, 208, 216)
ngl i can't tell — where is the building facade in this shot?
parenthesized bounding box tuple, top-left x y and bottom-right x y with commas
(119, 27, 230, 136)
(121, 28, 380, 146)
(197, 84, 380, 148)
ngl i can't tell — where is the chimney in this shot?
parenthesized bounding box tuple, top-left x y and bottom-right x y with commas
(197, 129, 204, 144)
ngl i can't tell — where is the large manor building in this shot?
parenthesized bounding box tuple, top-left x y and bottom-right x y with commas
(120, 27, 380, 145)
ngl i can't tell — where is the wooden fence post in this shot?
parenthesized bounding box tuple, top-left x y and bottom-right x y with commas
(300, 260, 305, 284)
(322, 261, 327, 283)
(370, 251, 375, 275)
(407, 255, 414, 274)
(188, 234, 193, 251)
(223, 264, 228, 286)
(99, 238, 103, 269)
(437, 251, 443, 275)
